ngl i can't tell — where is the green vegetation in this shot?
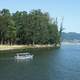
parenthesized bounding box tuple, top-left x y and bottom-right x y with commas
(0, 9, 62, 46)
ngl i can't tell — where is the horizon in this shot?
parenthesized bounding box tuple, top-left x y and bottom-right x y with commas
(63, 31, 80, 34)
(0, 0, 80, 33)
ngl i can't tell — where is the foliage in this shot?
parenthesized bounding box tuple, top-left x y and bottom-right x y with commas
(0, 9, 61, 46)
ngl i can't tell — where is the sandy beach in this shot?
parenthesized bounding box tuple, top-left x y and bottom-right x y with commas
(0, 45, 56, 51)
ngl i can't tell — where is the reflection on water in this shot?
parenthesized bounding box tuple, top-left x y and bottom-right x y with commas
(0, 45, 80, 80)
(0, 55, 33, 64)
(15, 58, 33, 63)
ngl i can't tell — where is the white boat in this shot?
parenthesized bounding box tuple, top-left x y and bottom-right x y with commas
(15, 53, 33, 59)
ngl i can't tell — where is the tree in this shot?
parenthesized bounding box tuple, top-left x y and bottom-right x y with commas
(6, 19, 16, 45)
(0, 9, 11, 44)
(0, 9, 61, 46)
(59, 17, 64, 45)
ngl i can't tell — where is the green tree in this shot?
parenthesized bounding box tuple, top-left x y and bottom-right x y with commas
(0, 9, 61, 46)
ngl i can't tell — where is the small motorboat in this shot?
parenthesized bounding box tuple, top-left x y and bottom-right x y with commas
(15, 53, 33, 60)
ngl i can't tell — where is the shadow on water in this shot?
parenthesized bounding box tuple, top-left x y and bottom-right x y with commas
(0, 47, 59, 57)
(0, 47, 61, 80)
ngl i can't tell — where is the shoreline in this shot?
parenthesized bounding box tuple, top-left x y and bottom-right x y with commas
(62, 42, 80, 45)
(0, 44, 60, 51)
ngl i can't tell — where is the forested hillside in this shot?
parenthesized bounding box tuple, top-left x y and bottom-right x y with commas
(62, 32, 80, 41)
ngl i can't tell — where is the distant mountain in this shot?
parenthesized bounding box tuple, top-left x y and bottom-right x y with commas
(62, 32, 80, 42)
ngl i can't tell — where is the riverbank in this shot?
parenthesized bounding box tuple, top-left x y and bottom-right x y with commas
(0, 44, 60, 51)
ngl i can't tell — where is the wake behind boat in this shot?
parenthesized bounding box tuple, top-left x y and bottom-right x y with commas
(15, 52, 33, 60)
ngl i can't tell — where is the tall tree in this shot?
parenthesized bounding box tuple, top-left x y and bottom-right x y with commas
(0, 9, 61, 45)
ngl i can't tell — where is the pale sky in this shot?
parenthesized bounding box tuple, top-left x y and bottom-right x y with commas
(0, 0, 80, 33)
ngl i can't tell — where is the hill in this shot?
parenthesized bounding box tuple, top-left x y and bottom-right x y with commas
(62, 32, 80, 42)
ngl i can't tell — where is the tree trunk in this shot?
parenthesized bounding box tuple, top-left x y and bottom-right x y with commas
(32, 41, 35, 46)
(1, 38, 3, 45)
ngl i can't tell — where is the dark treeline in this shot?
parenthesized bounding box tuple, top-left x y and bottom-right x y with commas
(0, 9, 62, 46)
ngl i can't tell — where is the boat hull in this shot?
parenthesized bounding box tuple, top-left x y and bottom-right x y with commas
(15, 55, 33, 60)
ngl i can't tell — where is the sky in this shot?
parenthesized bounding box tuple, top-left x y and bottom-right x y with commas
(0, 0, 80, 33)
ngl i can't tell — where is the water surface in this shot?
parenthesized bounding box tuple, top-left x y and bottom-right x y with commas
(0, 45, 80, 80)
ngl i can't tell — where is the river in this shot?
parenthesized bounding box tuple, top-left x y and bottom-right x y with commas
(0, 44, 80, 80)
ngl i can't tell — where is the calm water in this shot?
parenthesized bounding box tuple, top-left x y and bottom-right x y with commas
(0, 44, 80, 80)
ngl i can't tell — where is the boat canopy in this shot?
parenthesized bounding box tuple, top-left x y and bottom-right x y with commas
(16, 53, 30, 55)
